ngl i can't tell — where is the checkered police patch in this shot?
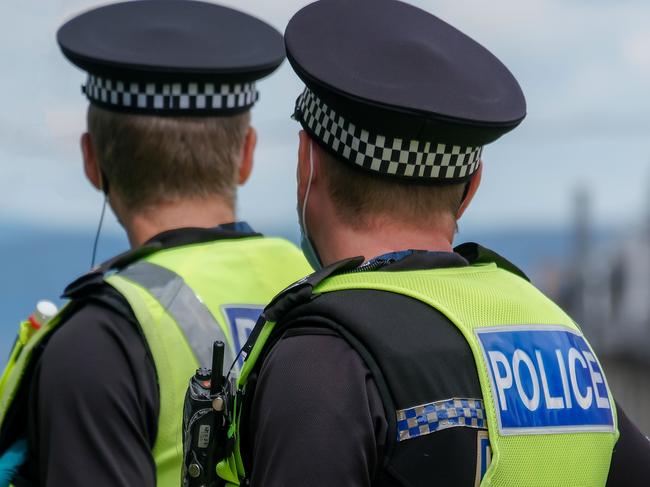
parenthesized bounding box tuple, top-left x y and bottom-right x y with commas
(396, 398, 487, 441)
(83, 75, 259, 113)
(294, 88, 483, 181)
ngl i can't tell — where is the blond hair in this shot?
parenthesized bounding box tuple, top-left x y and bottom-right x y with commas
(88, 105, 250, 211)
(320, 147, 466, 229)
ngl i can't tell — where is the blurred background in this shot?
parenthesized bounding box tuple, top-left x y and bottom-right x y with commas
(0, 0, 648, 433)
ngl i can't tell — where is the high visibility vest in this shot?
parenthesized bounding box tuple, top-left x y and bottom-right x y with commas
(0, 235, 311, 486)
(225, 257, 618, 487)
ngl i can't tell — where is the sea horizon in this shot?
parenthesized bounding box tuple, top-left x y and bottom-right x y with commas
(0, 221, 618, 362)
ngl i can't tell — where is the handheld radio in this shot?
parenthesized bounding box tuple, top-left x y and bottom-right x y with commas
(181, 341, 233, 487)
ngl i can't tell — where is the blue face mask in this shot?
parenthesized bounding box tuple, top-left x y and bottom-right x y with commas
(299, 142, 323, 271)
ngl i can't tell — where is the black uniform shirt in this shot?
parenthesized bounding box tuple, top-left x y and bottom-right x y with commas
(248, 250, 650, 487)
(20, 224, 260, 487)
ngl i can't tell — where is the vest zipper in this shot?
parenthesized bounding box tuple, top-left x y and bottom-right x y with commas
(346, 259, 395, 273)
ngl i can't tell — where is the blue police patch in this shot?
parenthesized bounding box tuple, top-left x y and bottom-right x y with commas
(221, 305, 264, 367)
(476, 325, 615, 435)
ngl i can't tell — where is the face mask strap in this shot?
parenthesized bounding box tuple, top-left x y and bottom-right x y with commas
(299, 140, 324, 271)
(90, 195, 108, 269)
(301, 141, 315, 238)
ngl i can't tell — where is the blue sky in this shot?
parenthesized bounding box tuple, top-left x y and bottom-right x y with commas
(0, 0, 649, 236)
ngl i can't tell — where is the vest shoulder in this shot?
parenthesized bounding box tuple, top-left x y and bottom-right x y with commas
(255, 236, 299, 247)
(246, 236, 306, 258)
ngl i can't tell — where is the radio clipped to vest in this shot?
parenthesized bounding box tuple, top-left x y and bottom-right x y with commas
(181, 341, 235, 487)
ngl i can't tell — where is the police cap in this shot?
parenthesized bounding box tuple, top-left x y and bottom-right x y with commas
(286, 0, 526, 183)
(57, 0, 285, 115)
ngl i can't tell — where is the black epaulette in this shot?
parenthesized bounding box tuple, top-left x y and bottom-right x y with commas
(241, 256, 364, 356)
(454, 242, 530, 282)
(62, 242, 164, 299)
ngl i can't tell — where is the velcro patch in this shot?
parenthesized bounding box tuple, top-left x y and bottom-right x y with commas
(476, 325, 615, 435)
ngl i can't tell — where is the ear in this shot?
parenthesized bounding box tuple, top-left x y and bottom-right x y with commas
(456, 161, 483, 220)
(238, 126, 257, 185)
(81, 132, 103, 191)
(297, 130, 319, 201)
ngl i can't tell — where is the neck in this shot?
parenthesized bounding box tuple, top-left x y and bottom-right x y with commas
(315, 216, 456, 266)
(119, 197, 236, 248)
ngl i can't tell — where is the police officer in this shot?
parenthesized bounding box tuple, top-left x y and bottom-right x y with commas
(215, 1, 650, 486)
(0, 1, 311, 485)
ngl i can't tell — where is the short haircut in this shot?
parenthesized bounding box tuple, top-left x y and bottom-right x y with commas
(87, 104, 250, 211)
(319, 146, 467, 229)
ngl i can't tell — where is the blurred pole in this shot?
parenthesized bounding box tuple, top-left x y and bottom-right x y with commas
(646, 166, 650, 335)
(572, 187, 590, 316)
(646, 167, 650, 239)
(572, 186, 590, 263)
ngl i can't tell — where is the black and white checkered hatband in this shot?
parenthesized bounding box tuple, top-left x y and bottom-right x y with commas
(83, 74, 259, 114)
(295, 88, 482, 182)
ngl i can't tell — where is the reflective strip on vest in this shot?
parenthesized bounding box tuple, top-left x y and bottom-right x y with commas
(119, 261, 233, 368)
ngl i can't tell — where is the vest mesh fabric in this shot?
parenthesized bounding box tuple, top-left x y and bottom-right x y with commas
(313, 263, 618, 487)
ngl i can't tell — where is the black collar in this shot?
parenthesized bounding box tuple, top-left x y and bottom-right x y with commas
(378, 250, 468, 271)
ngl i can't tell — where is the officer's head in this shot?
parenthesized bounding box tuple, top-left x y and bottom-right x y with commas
(286, 0, 526, 267)
(57, 0, 284, 216)
(295, 130, 482, 240)
(81, 106, 255, 215)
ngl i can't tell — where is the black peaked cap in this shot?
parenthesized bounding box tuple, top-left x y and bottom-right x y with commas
(286, 0, 527, 182)
(58, 0, 285, 115)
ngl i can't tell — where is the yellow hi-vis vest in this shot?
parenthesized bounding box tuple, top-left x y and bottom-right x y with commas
(228, 260, 619, 487)
(0, 235, 311, 486)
